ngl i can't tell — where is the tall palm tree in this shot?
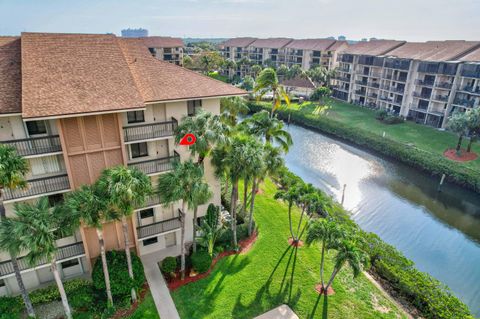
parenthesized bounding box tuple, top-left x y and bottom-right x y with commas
(241, 110, 292, 152)
(11, 198, 79, 319)
(447, 111, 469, 152)
(66, 184, 119, 306)
(191, 179, 212, 253)
(254, 67, 290, 117)
(0, 218, 36, 317)
(0, 145, 29, 217)
(274, 185, 301, 242)
(97, 166, 152, 303)
(157, 160, 207, 279)
(220, 97, 249, 127)
(175, 110, 230, 164)
(306, 219, 344, 291)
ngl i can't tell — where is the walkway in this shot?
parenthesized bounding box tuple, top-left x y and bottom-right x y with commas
(141, 250, 181, 319)
(254, 305, 299, 319)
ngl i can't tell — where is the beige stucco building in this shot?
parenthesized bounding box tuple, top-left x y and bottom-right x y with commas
(0, 33, 244, 296)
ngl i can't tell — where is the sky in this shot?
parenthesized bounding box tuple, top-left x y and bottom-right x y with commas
(0, 0, 478, 41)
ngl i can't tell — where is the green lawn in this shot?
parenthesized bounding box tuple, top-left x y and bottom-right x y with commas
(171, 180, 406, 319)
(284, 98, 480, 171)
(126, 292, 160, 319)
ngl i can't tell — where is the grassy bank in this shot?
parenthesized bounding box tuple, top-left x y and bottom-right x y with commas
(171, 179, 406, 319)
(248, 99, 480, 192)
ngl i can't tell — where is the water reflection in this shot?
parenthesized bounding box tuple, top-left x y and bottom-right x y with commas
(283, 123, 480, 316)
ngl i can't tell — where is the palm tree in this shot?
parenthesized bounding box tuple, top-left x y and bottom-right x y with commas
(241, 110, 292, 152)
(220, 97, 249, 127)
(0, 218, 36, 317)
(250, 64, 262, 79)
(274, 185, 300, 242)
(191, 179, 212, 253)
(465, 107, 480, 152)
(0, 145, 29, 217)
(97, 166, 152, 303)
(175, 110, 230, 164)
(66, 184, 119, 306)
(157, 160, 207, 279)
(447, 111, 469, 153)
(306, 219, 344, 292)
(254, 68, 290, 117)
(11, 198, 79, 319)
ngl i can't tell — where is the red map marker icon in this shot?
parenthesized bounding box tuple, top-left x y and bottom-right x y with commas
(179, 133, 196, 146)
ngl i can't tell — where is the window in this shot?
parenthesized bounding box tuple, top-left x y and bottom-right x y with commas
(131, 142, 148, 158)
(143, 237, 158, 246)
(187, 100, 202, 116)
(48, 193, 64, 207)
(140, 208, 154, 219)
(0, 279, 5, 288)
(26, 121, 47, 136)
(61, 259, 79, 269)
(127, 111, 145, 124)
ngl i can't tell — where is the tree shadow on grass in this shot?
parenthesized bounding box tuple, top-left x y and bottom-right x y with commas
(265, 245, 293, 289)
(309, 294, 328, 319)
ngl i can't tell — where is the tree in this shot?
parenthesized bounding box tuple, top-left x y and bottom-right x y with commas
(276, 65, 289, 79)
(447, 111, 469, 152)
(220, 97, 249, 127)
(11, 198, 79, 319)
(97, 166, 152, 303)
(197, 204, 223, 256)
(240, 76, 255, 92)
(0, 145, 29, 217)
(286, 64, 303, 80)
(465, 108, 480, 152)
(254, 68, 291, 117)
(241, 110, 292, 152)
(274, 184, 301, 243)
(175, 110, 230, 164)
(307, 66, 336, 86)
(306, 219, 344, 291)
(190, 178, 212, 253)
(250, 64, 262, 79)
(182, 55, 194, 69)
(157, 160, 208, 279)
(198, 51, 225, 74)
(66, 184, 119, 306)
(310, 87, 332, 104)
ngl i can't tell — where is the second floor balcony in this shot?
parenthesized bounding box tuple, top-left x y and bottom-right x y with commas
(123, 118, 178, 143)
(2, 173, 70, 202)
(128, 151, 180, 176)
(136, 209, 182, 239)
(1, 135, 62, 157)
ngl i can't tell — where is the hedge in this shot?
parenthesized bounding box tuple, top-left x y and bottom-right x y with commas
(248, 101, 480, 193)
(274, 166, 474, 319)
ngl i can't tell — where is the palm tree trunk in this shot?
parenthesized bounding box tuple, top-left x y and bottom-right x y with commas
(467, 134, 476, 152)
(324, 267, 340, 292)
(51, 259, 72, 319)
(456, 135, 464, 151)
(121, 216, 137, 303)
(192, 207, 198, 252)
(11, 256, 35, 317)
(288, 204, 295, 240)
(96, 228, 113, 305)
(295, 206, 306, 242)
(231, 181, 238, 249)
(247, 178, 257, 236)
(180, 201, 186, 280)
(243, 177, 249, 215)
(320, 242, 326, 289)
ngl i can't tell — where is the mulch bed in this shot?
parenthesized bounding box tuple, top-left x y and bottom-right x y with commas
(444, 148, 478, 162)
(288, 237, 304, 247)
(314, 284, 335, 296)
(111, 282, 150, 319)
(167, 231, 258, 291)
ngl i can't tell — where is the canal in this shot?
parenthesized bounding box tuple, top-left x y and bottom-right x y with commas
(283, 123, 480, 316)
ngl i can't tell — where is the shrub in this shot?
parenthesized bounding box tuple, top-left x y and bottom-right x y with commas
(69, 284, 95, 310)
(92, 250, 145, 300)
(310, 87, 332, 102)
(375, 109, 388, 120)
(29, 278, 93, 305)
(160, 257, 177, 275)
(191, 250, 212, 273)
(0, 296, 22, 319)
(383, 115, 404, 125)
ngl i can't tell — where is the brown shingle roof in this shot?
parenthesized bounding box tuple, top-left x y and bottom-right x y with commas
(456, 45, 480, 62)
(386, 41, 480, 61)
(285, 39, 336, 51)
(343, 40, 405, 56)
(141, 36, 183, 48)
(250, 38, 293, 49)
(0, 37, 22, 114)
(21, 32, 145, 119)
(328, 40, 348, 51)
(281, 76, 316, 89)
(222, 37, 257, 48)
(118, 38, 246, 103)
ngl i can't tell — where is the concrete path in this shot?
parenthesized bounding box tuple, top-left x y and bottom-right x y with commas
(254, 305, 299, 319)
(141, 252, 181, 319)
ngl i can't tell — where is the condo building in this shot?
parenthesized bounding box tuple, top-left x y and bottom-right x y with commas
(142, 36, 184, 66)
(333, 40, 480, 128)
(283, 39, 348, 70)
(0, 33, 244, 296)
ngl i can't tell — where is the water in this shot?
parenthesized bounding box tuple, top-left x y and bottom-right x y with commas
(283, 123, 480, 316)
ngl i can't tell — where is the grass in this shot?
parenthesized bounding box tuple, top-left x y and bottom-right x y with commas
(283, 98, 480, 171)
(171, 179, 406, 319)
(126, 292, 160, 319)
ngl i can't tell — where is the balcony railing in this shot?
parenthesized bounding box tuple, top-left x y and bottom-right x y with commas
(460, 86, 480, 94)
(367, 93, 378, 98)
(453, 98, 476, 107)
(379, 96, 393, 103)
(1, 135, 62, 157)
(431, 95, 449, 102)
(337, 67, 350, 73)
(136, 194, 162, 210)
(137, 216, 182, 239)
(410, 103, 428, 111)
(128, 151, 180, 175)
(2, 174, 70, 201)
(436, 82, 453, 90)
(354, 90, 366, 96)
(355, 81, 368, 86)
(0, 242, 84, 277)
(415, 79, 435, 87)
(413, 92, 432, 99)
(123, 118, 178, 143)
(368, 82, 380, 88)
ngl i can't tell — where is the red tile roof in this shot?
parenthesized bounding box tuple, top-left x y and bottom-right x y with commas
(386, 41, 480, 61)
(343, 40, 405, 56)
(285, 39, 336, 51)
(222, 37, 257, 48)
(250, 38, 293, 49)
(0, 37, 22, 114)
(141, 36, 184, 48)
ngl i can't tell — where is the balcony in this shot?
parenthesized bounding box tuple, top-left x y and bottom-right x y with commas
(431, 95, 449, 102)
(1, 135, 62, 157)
(453, 98, 476, 108)
(2, 174, 70, 202)
(136, 194, 162, 210)
(123, 118, 178, 143)
(128, 151, 180, 175)
(337, 66, 350, 73)
(355, 80, 368, 86)
(435, 82, 453, 90)
(413, 92, 432, 99)
(368, 82, 380, 88)
(0, 242, 85, 277)
(379, 96, 393, 103)
(137, 214, 182, 239)
(367, 93, 378, 99)
(335, 76, 350, 82)
(354, 90, 366, 96)
(409, 103, 428, 111)
(415, 79, 435, 87)
(460, 86, 480, 95)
